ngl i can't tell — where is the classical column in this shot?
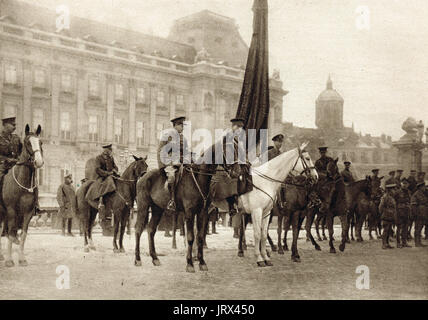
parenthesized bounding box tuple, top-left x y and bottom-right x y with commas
(22, 59, 33, 129)
(50, 64, 61, 139)
(128, 79, 137, 151)
(106, 75, 115, 142)
(76, 69, 87, 141)
(148, 83, 157, 168)
(0, 57, 3, 117)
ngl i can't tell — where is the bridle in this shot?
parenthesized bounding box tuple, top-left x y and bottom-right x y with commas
(13, 134, 42, 193)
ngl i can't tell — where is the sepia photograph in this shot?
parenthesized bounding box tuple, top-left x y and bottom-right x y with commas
(0, 0, 427, 304)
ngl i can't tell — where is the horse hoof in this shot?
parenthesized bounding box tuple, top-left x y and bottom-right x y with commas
(5, 260, 14, 267)
(238, 252, 244, 258)
(18, 260, 28, 267)
(292, 257, 301, 263)
(315, 245, 321, 251)
(271, 245, 278, 252)
(284, 247, 289, 252)
(278, 249, 284, 255)
(203, 245, 208, 249)
(266, 251, 271, 258)
(318, 238, 323, 242)
(264, 260, 273, 266)
(0, 254, 4, 261)
(113, 248, 120, 253)
(339, 244, 345, 252)
(192, 256, 198, 262)
(306, 238, 310, 242)
(186, 265, 195, 273)
(152, 259, 161, 267)
(257, 261, 266, 267)
(84, 247, 90, 253)
(134, 260, 142, 267)
(119, 248, 126, 253)
(330, 248, 336, 254)
(346, 239, 351, 244)
(243, 245, 247, 251)
(323, 236, 328, 241)
(199, 264, 208, 272)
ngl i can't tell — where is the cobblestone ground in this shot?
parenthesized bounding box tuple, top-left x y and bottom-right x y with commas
(1, 224, 427, 300)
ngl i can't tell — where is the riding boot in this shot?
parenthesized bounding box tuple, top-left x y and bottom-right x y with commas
(166, 183, 176, 212)
(98, 197, 106, 221)
(34, 187, 41, 215)
(212, 221, 217, 234)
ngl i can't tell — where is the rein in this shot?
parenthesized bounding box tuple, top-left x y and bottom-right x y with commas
(12, 165, 37, 193)
(11, 135, 40, 193)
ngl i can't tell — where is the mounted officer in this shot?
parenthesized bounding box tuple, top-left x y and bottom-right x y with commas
(394, 178, 412, 248)
(314, 146, 334, 179)
(269, 134, 286, 210)
(379, 183, 397, 249)
(0, 116, 40, 215)
(340, 161, 355, 184)
(92, 144, 119, 220)
(158, 116, 190, 212)
(411, 181, 428, 247)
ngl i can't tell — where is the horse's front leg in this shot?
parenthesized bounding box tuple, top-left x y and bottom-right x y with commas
(339, 214, 348, 252)
(326, 214, 336, 253)
(118, 209, 129, 252)
(197, 207, 208, 271)
(17, 209, 34, 267)
(0, 220, 4, 261)
(267, 214, 277, 252)
(172, 211, 178, 249)
(290, 211, 301, 262)
(260, 210, 273, 266)
(283, 214, 290, 251)
(251, 209, 265, 267)
(134, 204, 149, 267)
(277, 214, 284, 254)
(315, 214, 323, 241)
(5, 206, 17, 267)
(112, 212, 120, 253)
(88, 209, 97, 250)
(238, 213, 246, 257)
(306, 208, 321, 251)
(147, 207, 162, 266)
(185, 210, 196, 273)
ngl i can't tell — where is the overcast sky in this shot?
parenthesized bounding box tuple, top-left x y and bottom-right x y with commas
(25, 0, 428, 139)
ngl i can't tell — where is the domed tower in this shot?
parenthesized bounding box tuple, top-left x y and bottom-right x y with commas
(315, 76, 344, 129)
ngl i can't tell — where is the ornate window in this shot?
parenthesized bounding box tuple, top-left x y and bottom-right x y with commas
(114, 118, 124, 145)
(136, 121, 146, 147)
(137, 87, 146, 103)
(4, 64, 17, 84)
(88, 115, 99, 142)
(115, 83, 124, 101)
(60, 112, 71, 140)
(33, 68, 46, 88)
(157, 91, 165, 107)
(88, 78, 100, 97)
(61, 73, 72, 92)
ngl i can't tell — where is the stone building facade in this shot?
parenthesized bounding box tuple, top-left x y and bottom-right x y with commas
(0, 0, 287, 207)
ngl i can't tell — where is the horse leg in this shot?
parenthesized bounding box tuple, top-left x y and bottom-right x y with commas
(291, 212, 301, 262)
(197, 208, 209, 271)
(237, 214, 246, 257)
(0, 221, 4, 261)
(18, 212, 33, 266)
(134, 201, 149, 267)
(112, 212, 120, 253)
(261, 211, 272, 266)
(315, 214, 322, 241)
(88, 208, 97, 250)
(283, 214, 290, 251)
(148, 205, 163, 266)
(277, 215, 284, 254)
(185, 210, 196, 273)
(267, 214, 277, 252)
(250, 209, 265, 267)
(5, 206, 17, 267)
(339, 214, 348, 252)
(118, 209, 128, 252)
(327, 214, 336, 253)
(82, 208, 90, 253)
(322, 216, 328, 241)
(172, 211, 178, 249)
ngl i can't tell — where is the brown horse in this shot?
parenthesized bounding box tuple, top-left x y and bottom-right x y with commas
(134, 144, 240, 272)
(368, 177, 384, 240)
(0, 125, 43, 267)
(76, 156, 148, 253)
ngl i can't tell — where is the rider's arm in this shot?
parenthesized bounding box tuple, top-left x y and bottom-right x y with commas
(95, 156, 110, 178)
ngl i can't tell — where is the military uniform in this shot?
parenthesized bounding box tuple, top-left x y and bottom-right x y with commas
(394, 187, 411, 247)
(407, 175, 418, 194)
(411, 184, 428, 247)
(268, 146, 281, 161)
(0, 131, 22, 178)
(57, 175, 77, 236)
(314, 156, 334, 176)
(379, 189, 397, 249)
(268, 143, 285, 214)
(341, 168, 355, 184)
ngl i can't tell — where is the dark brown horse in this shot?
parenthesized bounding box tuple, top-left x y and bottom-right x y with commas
(344, 177, 373, 242)
(76, 156, 148, 253)
(323, 159, 349, 253)
(368, 177, 384, 239)
(134, 144, 240, 272)
(0, 125, 43, 267)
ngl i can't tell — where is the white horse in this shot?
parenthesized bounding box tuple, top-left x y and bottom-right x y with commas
(237, 143, 318, 267)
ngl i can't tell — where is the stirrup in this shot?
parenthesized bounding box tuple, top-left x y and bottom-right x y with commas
(167, 200, 176, 211)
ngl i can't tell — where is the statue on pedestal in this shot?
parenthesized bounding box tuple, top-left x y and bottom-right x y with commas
(194, 47, 211, 63)
(400, 117, 419, 143)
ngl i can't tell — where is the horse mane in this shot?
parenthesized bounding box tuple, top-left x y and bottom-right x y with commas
(121, 161, 137, 179)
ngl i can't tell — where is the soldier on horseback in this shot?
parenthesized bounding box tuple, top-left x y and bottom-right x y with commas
(0, 117, 41, 214)
(158, 116, 190, 212)
(223, 118, 253, 215)
(269, 134, 286, 208)
(314, 146, 334, 179)
(93, 144, 119, 221)
(341, 161, 355, 184)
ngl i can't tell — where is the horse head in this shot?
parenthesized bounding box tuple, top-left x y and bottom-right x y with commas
(23, 124, 44, 169)
(326, 158, 340, 180)
(131, 155, 148, 179)
(317, 179, 336, 213)
(292, 142, 318, 182)
(370, 175, 384, 200)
